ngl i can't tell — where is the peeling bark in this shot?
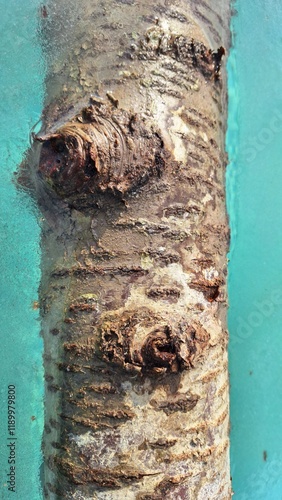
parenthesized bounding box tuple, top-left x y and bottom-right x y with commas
(22, 0, 231, 498)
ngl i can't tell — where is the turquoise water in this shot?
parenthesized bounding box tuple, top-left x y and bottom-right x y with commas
(0, 1, 44, 498)
(227, 0, 282, 498)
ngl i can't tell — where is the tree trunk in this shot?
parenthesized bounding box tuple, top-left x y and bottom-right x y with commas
(23, 0, 231, 498)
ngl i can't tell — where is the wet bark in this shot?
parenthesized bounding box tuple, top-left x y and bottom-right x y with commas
(23, 0, 231, 498)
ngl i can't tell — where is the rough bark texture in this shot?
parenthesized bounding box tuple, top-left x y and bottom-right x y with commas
(23, 0, 231, 498)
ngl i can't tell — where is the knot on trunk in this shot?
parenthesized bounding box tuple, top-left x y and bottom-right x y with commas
(99, 309, 209, 375)
(36, 103, 166, 208)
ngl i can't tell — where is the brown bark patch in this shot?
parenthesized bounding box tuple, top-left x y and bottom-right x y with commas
(54, 457, 157, 488)
(138, 475, 190, 500)
(151, 393, 199, 415)
(148, 438, 177, 449)
(135, 25, 225, 80)
(190, 281, 220, 302)
(36, 102, 166, 209)
(99, 309, 210, 374)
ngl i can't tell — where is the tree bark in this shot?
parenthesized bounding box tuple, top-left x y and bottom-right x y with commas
(23, 0, 231, 498)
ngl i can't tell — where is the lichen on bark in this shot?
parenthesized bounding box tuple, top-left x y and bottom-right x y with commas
(21, 0, 231, 498)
